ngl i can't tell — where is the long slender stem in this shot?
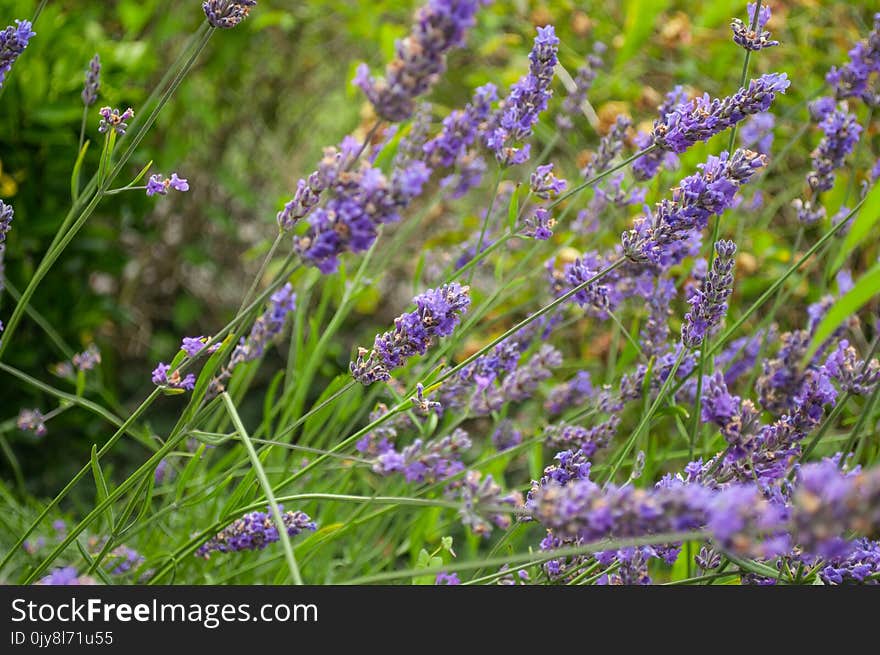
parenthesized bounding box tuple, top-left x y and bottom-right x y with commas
(467, 167, 505, 286)
(222, 393, 303, 585)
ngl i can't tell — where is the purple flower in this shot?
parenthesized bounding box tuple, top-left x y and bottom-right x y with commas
(435, 572, 461, 585)
(424, 83, 497, 167)
(146, 173, 189, 196)
(820, 539, 880, 585)
(739, 112, 775, 154)
(544, 370, 595, 414)
(449, 470, 523, 537)
(792, 198, 826, 225)
(293, 138, 429, 272)
(81, 54, 101, 107)
(1, 200, 14, 311)
(106, 546, 144, 575)
(681, 239, 737, 349)
(556, 42, 605, 131)
(633, 86, 689, 181)
(485, 25, 559, 166)
(203, 1, 257, 29)
(543, 417, 619, 458)
(530, 163, 567, 199)
(731, 3, 779, 51)
(151, 363, 195, 391)
(0, 20, 35, 88)
(824, 340, 880, 396)
(181, 336, 220, 358)
(354, 0, 488, 122)
(351, 283, 470, 384)
(17, 409, 47, 437)
(72, 344, 101, 372)
(211, 284, 296, 394)
(197, 507, 316, 558)
(807, 106, 862, 192)
(649, 74, 789, 154)
(622, 150, 765, 266)
(373, 429, 472, 483)
(523, 207, 555, 241)
(491, 420, 522, 452)
(37, 567, 96, 586)
(825, 13, 880, 105)
(98, 106, 134, 136)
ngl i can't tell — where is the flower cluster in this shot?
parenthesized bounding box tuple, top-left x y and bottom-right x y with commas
(81, 54, 101, 107)
(449, 470, 523, 537)
(354, 0, 488, 122)
(731, 3, 779, 52)
(151, 363, 195, 391)
(372, 429, 472, 483)
(351, 283, 470, 384)
(824, 340, 880, 396)
(37, 567, 96, 585)
(17, 409, 47, 437)
(293, 137, 430, 272)
(681, 240, 737, 349)
(807, 106, 862, 192)
(196, 507, 316, 558)
(825, 13, 880, 105)
(72, 344, 101, 372)
(98, 106, 134, 136)
(649, 74, 789, 154)
(146, 173, 189, 197)
(485, 26, 559, 166)
(632, 86, 689, 181)
(210, 283, 297, 393)
(622, 150, 765, 266)
(203, 1, 258, 29)
(0, 19, 35, 88)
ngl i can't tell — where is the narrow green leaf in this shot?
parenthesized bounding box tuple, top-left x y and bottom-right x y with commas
(507, 183, 521, 231)
(127, 159, 154, 187)
(90, 444, 114, 528)
(831, 181, 880, 274)
(175, 444, 206, 503)
(70, 140, 90, 201)
(805, 262, 880, 363)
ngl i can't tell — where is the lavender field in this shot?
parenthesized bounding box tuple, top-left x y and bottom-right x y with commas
(0, 0, 879, 586)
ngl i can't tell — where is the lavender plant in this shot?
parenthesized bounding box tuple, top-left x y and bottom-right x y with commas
(2, 1, 880, 589)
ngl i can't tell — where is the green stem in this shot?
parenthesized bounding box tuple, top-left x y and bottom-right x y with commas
(222, 392, 303, 585)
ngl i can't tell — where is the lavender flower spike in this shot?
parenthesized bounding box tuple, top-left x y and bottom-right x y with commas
(650, 74, 790, 154)
(807, 106, 862, 192)
(197, 507, 316, 558)
(98, 106, 134, 136)
(633, 85, 689, 181)
(82, 54, 101, 107)
(203, 1, 257, 29)
(622, 150, 765, 266)
(210, 283, 297, 394)
(485, 25, 559, 166)
(355, 0, 489, 122)
(681, 240, 737, 349)
(0, 20, 35, 88)
(0, 200, 13, 307)
(731, 3, 779, 52)
(351, 283, 470, 384)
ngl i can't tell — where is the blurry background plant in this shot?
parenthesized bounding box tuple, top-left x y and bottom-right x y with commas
(0, 0, 878, 583)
